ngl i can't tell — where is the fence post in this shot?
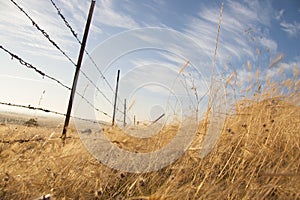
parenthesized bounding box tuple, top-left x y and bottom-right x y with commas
(151, 113, 165, 125)
(61, 0, 95, 141)
(112, 69, 120, 126)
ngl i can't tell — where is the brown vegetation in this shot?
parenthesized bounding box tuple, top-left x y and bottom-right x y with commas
(0, 93, 299, 199)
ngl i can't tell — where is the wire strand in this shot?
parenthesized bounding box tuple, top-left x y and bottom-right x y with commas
(10, 0, 113, 107)
(0, 45, 111, 118)
(0, 101, 108, 125)
(48, 0, 125, 110)
(0, 45, 71, 90)
(7, 0, 123, 117)
(48, 0, 115, 93)
(10, 0, 77, 66)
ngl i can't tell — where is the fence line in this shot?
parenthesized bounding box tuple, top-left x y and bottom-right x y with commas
(48, 0, 81, 44)
(0, 101, 108, 125)
(0, 45, 71, 90)
(48, 0, 125, 112)
(48, 0, 114, 92)
(10, 0, 119, 111)
(10, 0, 77, 66)
(0, 101, 65, 116)
(79, 70, 113, 105)
(0, 45, 111, 117)
(2, 0, 126, 126)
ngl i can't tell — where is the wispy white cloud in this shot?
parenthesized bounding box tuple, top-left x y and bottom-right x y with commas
(280, 21, 300, 37)
(0, 0, 82, 61)
(157, 52, 186, 67)
(266, 59, 299, 79)
(126, 53, 187, 75)
(93, 0, 140, 29)
(183, 0, 277, 65)
(274, 9, 285, 20)
(258, 37, 277, 53)
(129, 58, 165, 68)
(244, 0, 273, 26)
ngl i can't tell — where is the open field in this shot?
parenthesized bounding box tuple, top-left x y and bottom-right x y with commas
(0, 96, 299, 199)
(1, 1, 300, 199)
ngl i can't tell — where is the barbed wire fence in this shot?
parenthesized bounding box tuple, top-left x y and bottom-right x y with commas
(10, 0, 124, 113)
(0, 0, 125, 139)
(47, 0, 125, 112)
(0, 101, 107, 125)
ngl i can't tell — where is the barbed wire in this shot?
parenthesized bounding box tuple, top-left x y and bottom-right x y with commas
(0, 45, 111, 117)
(8, 0, 124, 118)
(79, 70, 113, 105)
(48, 0, 80, 43)
(76, 91, 112, 118)
(47, 0, 126, 112)
(10, 0, 77, 66)
(0, 101, 108, 125)
(48, 0, 115, 92)
(0, 101, 65, 116)
(9, 0, 117, 111)
(0, 45, 71, 90)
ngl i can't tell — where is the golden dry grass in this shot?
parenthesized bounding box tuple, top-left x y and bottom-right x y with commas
(0, 93, 299, 199)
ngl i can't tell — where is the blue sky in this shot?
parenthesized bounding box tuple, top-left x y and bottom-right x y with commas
(0, 0, 299, 123)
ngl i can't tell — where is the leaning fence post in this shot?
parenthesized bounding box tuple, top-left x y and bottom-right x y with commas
(61, 0, 95, 141)
(151, 113, 165, 125)
(112, 70, 120, 126)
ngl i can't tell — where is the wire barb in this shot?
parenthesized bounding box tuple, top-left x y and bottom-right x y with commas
(10, 0, 77, 66)
(49, 0, 81, 43)
(0, 45, 71, 90)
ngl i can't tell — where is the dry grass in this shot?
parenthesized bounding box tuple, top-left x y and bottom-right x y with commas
(0, 91, 299, 199)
